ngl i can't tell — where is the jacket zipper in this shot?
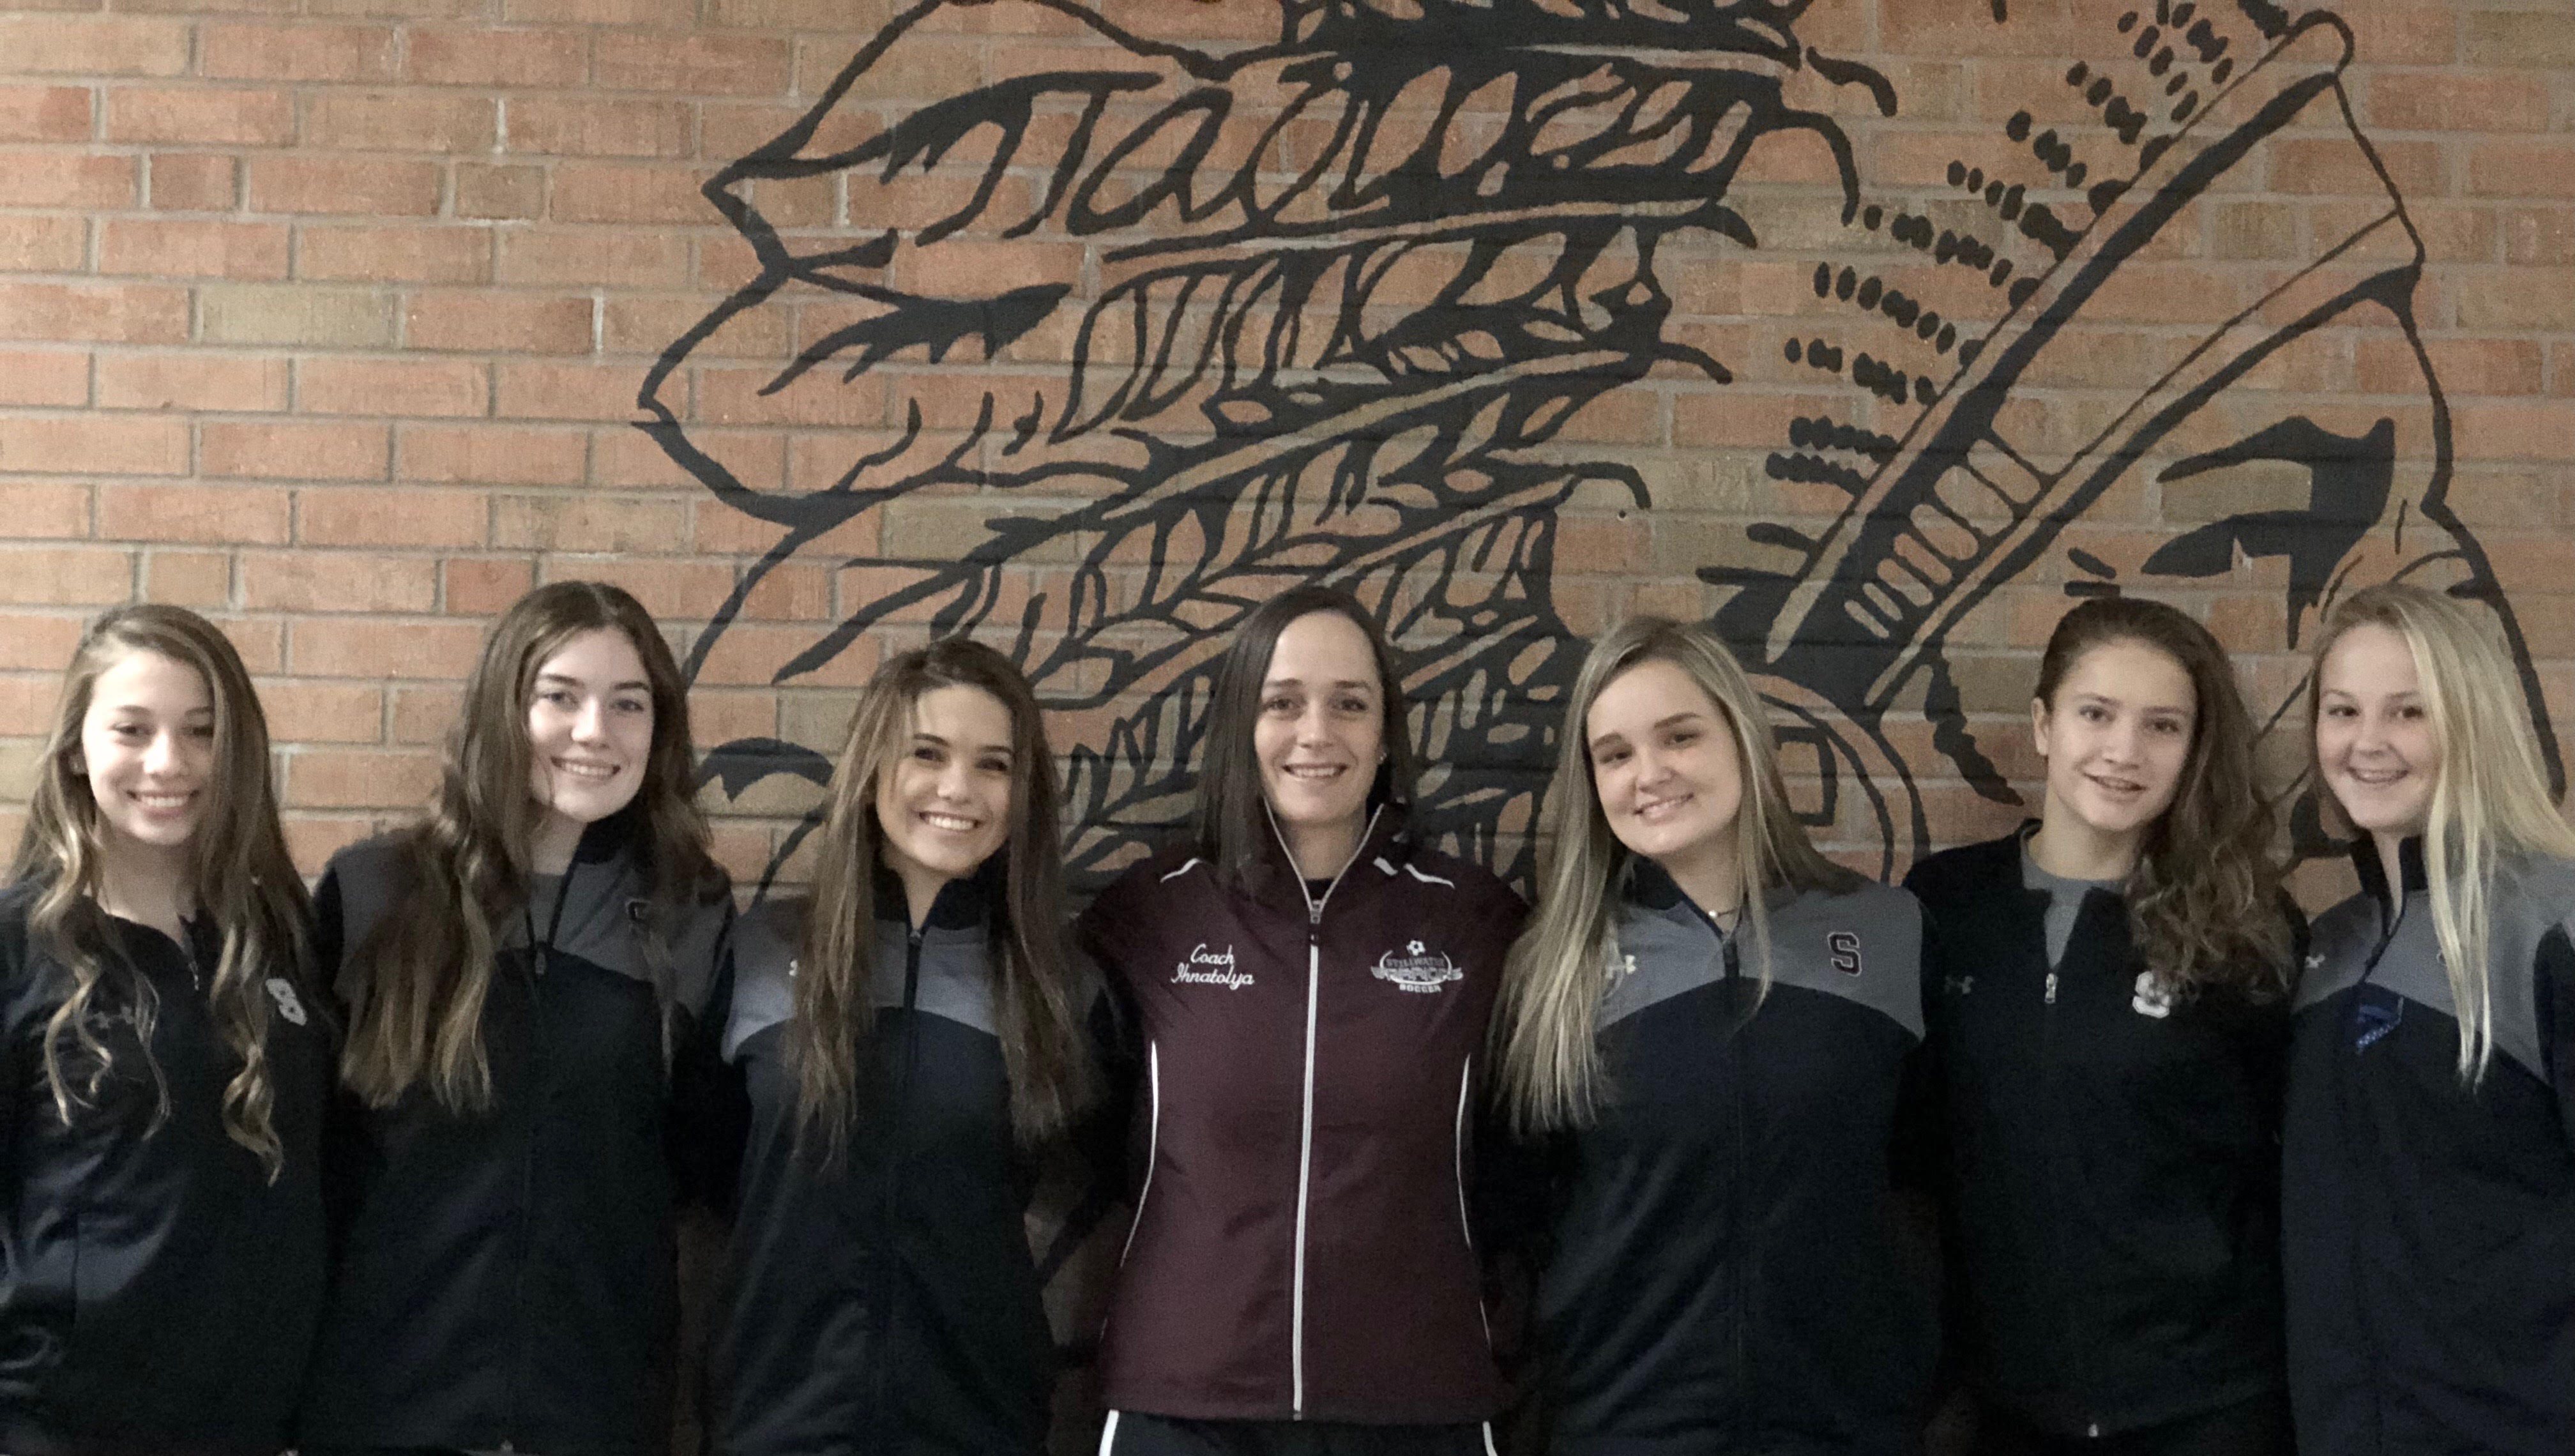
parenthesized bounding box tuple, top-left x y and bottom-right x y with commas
(1278, 806, 1376, 1421)
(2347, 887, 2406, 1450)
(2038, 936, 2089, 1437)
(869, 923, 927, 1448)
(501, 868, 574, 1453)
(1723, 934, 1750, 1442)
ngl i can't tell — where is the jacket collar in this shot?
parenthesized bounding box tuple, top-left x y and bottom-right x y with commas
(2350, 833, 2427, 911)
(870, 855, 996, 933)
(1619, 853, 1793, 923)
(1245, 801, 1404, 912)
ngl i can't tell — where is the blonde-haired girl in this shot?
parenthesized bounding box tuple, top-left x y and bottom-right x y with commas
(2284, 580, 2575, 1454)
(0, 605, 330, 1455)
(1490, 616, 1933, 1452)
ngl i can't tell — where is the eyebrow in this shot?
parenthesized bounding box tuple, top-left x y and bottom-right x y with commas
(912, 731, 1012, 755)
(1590, 710, 1710, 748)
(100, 702, 213, 718)
(536, 671, 651, 693)
(1263, 676, 1379, 692)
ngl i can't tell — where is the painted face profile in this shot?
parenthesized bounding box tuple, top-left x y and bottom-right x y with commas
(2032, 639, 2196, 851)
(79, 648, 216, 863)
(1254, 610, 1385, 862)
(874, 683, 1017, 907)
(1585, 657, 1746, 898)
(525, 627, 657, 853)
(2313, 621, 2436, 846)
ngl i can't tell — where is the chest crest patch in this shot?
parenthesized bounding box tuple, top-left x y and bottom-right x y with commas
(2131, 971, 2174, 1020)
(1372, 940, 1461, 994)
(264, 976, 309, 1026)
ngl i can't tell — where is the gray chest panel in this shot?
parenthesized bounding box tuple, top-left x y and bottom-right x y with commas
(1602, 881, 1924, 1039)
(726, 899, 998, 1059)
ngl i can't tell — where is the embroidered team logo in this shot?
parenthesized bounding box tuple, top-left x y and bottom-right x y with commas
(1827, 931, 1862, 976)
(2131, 971, 2174, 1020)
(1372, 940, 1462, 994)
(1171, 943, 1252, 990)
(264, 977, 308, 1026)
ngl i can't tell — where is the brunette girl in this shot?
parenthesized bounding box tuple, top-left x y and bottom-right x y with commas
(1906, 596, 2297, 1456)
(1493, 616, 1932, 1453)
(0, 605, 330, 1455)
(2284, 582, 2575, 1454)
(296, 581, 734, 1456)
(1077, 584, 1524, 1456)
(713, 638, 1093, 1455)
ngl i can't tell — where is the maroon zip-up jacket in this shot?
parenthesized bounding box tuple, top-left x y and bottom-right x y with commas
(1076, 807, 1525, 1424)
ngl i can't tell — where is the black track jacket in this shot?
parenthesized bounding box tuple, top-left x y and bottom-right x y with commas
(0, 882, 331, 1456)
(1906, 831, 2293, 1441)
(296, 818, 733, 1456)
(1531, 862, 1932, 1455)
(714, 872, 1058, 1456)
(2284, 839, 2575, 1455)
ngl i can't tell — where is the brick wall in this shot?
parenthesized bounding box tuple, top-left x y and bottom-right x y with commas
(0, 0, 2569, 898)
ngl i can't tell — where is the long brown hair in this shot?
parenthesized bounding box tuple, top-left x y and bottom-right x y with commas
(2033, 596, 2290, 999)
(1190, 584, 1418, 884)
(1493, 618, 1857, 1134)
(789, 637, 1091, 1153)
(10, 605, 313, 1179)
(340, 581, 718, 1113)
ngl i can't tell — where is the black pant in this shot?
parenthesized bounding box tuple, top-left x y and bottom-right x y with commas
(1100, 1411, 1496, 1456)
(1975, 1388, 2291, 1456)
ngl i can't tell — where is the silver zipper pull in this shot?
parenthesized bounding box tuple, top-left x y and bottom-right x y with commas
(2044, 971, 2059, 1005)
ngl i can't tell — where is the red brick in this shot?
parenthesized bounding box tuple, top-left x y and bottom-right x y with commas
(259, 679, 385, 743)
(495, 362, 646, 421)
(592, 34, 787, 95)
(0, 17, 192, 77)
(99, 483, 293, 544)
(0, 546, 133, 606)
(296, 225, 491, 284)
(140, 550, 231, 608)
(503, 97, 693, 158)
(0, 87, 91, 143)
(602, 296, 786, 358)
(145, 153, 238, 211)
(404, 292, 593, 353)
(96, 354, 291, 411)
(492, 492, 687, 552)
(200, 24, 399, 82)
(201, 420, 392, 480)
(0, 151, 134, 208)
(0, 614, 86, 671)
(442, 556, 533, 614)
(549, 162, 717, 224)
(282, 747, 439, 807)
(390, 681, 461, 741)
(2269, 138, 2441, 198)
(2469, 141, 2575, 199)
(2460, 11, 2575, 69)
(287, 616, 484, 676)
(243, 551, 435, 612)
(494, 230, 690, 287)
(2337, 6, 2460, 66)
(453, 163, 545, 220)
(398, 423, 588, 483)
(2360, 337, 2546, 397)
(2450, 400, 2575, 461)
(2505, 206, 2575, 266)
(403, 27, 589, 87)
(303, 91, 496, 153)
(100, 219, 292, 280)
(0, 350, 89, 407)
(247, 156, 442, 216)
(2456, 268, 2575, 331)
(542, 556, 734, 618)
(0, 283, 190, 344)
(2367, 72, 2551, 133)
(0, 216, 86, 273)
(503, 0, 689, 22)
(296, 356, 490, 417)
(298, 485, 488, 545)
(0, 482, 92, 537)
(200, 285, 399, 347)
(103, 87, 295, 146)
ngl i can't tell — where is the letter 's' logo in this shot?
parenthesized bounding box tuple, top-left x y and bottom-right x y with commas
(1372, 939, 1462, 994)
(2132, 971, 2174, 1019)
(264, 977, 308, 1026)
(1827, 930, 1862, 976)
(1171, 943, 1252, 990)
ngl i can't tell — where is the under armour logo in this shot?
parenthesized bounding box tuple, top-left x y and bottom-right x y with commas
(2305, 953, 2325, 973)
(1945, 974, 1974, 996)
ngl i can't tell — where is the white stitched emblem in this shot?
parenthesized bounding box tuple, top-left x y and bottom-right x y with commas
(2131, 971, 2174, 1019)
(1372, 941, 1462, 994)
(264, 977, 308, 1026)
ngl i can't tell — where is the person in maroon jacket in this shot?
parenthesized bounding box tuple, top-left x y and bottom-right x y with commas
(1077, 583, 1527, 1456)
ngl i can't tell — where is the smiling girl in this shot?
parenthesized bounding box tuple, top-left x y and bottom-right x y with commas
(1, 606, 330, 1456)
(296, 582, 734, 1456)
(1492, 616, 1933, 1453)
(712, 639, 1095, 1455)
(2283, 582, 2575, 1455)
(1905, 596, 2297, 1456)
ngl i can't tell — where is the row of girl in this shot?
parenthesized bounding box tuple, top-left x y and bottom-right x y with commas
(2, 576, 2568, 1456)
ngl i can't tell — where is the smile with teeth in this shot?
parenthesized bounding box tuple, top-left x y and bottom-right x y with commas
(132, 790, 195, 809)
(2343, 765, 2408, 786)
(554, 759, 620, 780)
(920, 810, 980, 832)
(2085, 773, 2145, 795)
(1631, 794, 1690, 821)
(1282, 764, 1346, 780)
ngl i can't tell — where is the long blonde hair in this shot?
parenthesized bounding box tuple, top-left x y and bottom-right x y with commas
(1492, 618, 1856, 1134)
(340, 582, 719, 1113)
(9, 605, 313, 1179)
(2310, 582, 2575, 1080)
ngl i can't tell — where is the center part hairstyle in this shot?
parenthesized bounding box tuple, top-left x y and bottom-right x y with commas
(10, 605, 314, 1179)
(2035, 596, 2290, 999)
(1493, 617, 1855, 1135)
(789, 637, 1092, 1153)
(2309, 582, 2575, 1081)
(1190, 583, 1419, 884)
(340, 580, 718, 1114)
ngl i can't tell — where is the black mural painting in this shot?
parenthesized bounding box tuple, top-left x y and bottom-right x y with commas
(642, 0, 2561, 893)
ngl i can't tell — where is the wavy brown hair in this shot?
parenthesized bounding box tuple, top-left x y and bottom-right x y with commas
(340, 581, 720, 1113)
(788, 638, 1091, 1155)
(10, 605, 313, 1179)
(2034, 596, 2290, 999)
